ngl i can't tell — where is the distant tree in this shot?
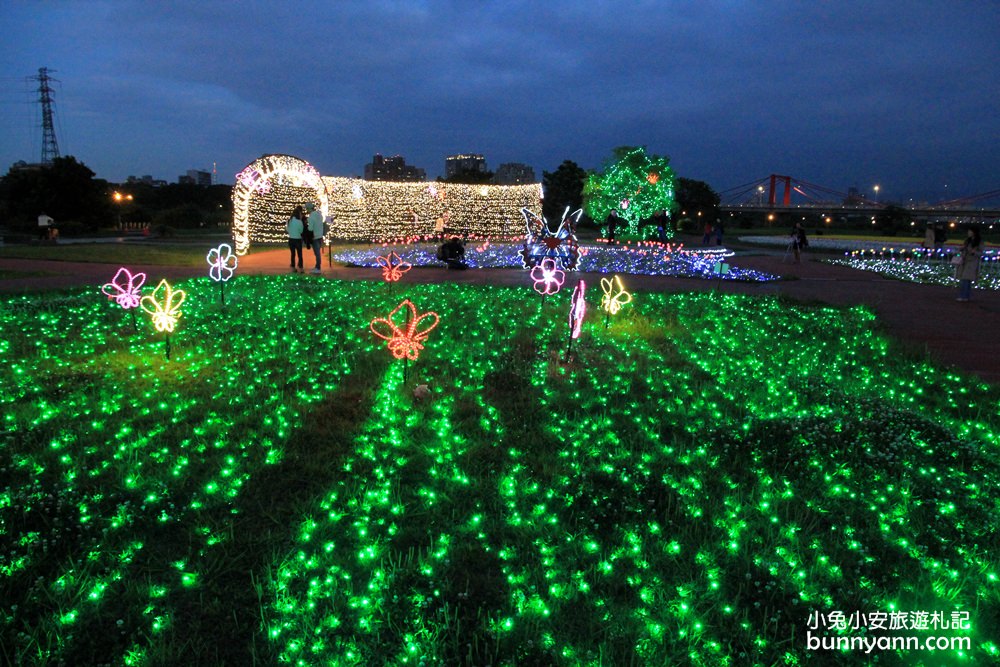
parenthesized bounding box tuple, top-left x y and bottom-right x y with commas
(439, 168, 494, 184)
(674, 177, 721, 226)
(0, 156, 111, 231)
(582, 146, 677, 238)
(542, 160, 587, 223)
(128, 182, 232, 227)
(874, 205, 911, 236)
(153, 203, 204, 228)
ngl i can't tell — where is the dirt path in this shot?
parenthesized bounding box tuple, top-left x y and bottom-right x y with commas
(2, 245, 997, 383)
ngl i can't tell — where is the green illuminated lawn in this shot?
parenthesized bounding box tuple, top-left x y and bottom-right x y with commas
(0, 243, 235, 266)
(1, 276, 998, 666)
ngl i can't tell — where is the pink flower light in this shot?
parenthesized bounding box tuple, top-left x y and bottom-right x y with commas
(569, 280, 586, 339)
(530, 258, 565, 296)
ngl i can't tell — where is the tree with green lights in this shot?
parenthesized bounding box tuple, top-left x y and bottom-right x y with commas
(582, 146, 677, 238)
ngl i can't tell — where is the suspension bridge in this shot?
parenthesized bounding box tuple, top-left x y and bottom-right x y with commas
(718, 175, 1000, 223)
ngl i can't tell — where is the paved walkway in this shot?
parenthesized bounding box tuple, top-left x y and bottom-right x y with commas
(2, 243, 997, 383)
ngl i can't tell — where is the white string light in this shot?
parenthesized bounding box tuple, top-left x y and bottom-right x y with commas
(232, 155, 541, 253)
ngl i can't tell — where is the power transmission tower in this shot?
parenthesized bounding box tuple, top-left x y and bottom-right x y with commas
(30, 67, 61, 165)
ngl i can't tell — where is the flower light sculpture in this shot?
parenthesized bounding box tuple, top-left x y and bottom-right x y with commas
(569, 280, 586, 340)
(564, 279, 587, 361)
(102, 267, 146, 330)
(141, 279, 186, 360)
(530, 258, 566, 296)
(370, 299, 440, 362)
(207, 243, 238, 305)
(599, 275, 632, 316)
(376, 251, 412, 283)
(207, 244, 238, 282)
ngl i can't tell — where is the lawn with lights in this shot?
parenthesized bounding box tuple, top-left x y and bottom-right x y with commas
(2, 274, 999, 666)
(829, 248, 1000, 291)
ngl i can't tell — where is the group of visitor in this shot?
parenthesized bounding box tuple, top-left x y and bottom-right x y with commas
(286, 203, 325, 274)
(922, 223, 948, 250)
(790, 222, 809, 263)
(603, 209, 676, 244)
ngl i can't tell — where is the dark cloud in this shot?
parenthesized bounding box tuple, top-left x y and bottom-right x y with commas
(1, 0, 997, 202)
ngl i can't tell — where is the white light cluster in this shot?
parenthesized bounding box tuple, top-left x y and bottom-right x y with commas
(233, 155, 543, 251)
(321, 177, 542, 242)
(232, 155, 330, 255)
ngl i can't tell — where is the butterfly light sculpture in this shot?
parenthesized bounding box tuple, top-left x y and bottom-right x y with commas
(102, 267, 146, 309)
(519, 207, 582, 270)
(141, 279, 187, 333)
(376, 251, 412, 283)
(370, 299, 440, 361)
(599, 275, 632, 315)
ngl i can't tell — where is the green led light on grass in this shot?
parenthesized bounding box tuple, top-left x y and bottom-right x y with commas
(1, 276, 998, 666)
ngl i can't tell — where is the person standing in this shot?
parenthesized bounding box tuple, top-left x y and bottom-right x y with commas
(287, 205, 305, 272)
(791, 222, 808, 263)
(955, 226, 982, 302)
(701, 220, 714, 245)
(605, 210, 619, 243)
(923, 224, 935, 249)
(934, 223, 946, 249)
(654, 210, 667, 243)
(305, 202, 324, 274)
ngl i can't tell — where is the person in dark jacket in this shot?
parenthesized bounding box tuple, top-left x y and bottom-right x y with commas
(437, 236, 468, 270)
(791, 222, 808, 263)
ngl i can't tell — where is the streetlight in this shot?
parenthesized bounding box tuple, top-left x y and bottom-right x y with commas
(112, 191, 133, 229)
(873, 184, 880, 203)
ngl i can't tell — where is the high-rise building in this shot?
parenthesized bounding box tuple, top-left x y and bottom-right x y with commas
(127, 174, 168, 187)
(179, 169, 212, 186)
(494, 162, 536, 185)
(364, 154, 426, 182)
(445, 154, 487, 179)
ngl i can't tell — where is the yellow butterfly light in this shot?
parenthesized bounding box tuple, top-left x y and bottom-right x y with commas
(599, 275, 632, 315)
(141, 279, 187, 332)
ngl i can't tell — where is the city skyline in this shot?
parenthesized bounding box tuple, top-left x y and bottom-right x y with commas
(1, 2, 998, 203)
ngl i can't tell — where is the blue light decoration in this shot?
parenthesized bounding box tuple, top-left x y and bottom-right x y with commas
(518, 207, 582, 270)
(829, 248, 999, 290)
(332, 243, 778, 281)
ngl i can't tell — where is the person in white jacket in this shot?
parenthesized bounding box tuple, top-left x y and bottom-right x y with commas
(287, 205, 304, 272)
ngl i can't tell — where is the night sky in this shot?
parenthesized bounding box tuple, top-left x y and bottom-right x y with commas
(2, 1, 998, 204)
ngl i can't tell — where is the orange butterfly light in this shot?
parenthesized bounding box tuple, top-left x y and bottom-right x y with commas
(370, 299, 440, 360)
(376, 251, 412, 282)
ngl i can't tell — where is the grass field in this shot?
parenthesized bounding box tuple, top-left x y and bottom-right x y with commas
(1, 276, 998, 666)
(0, 243, 218, 267)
